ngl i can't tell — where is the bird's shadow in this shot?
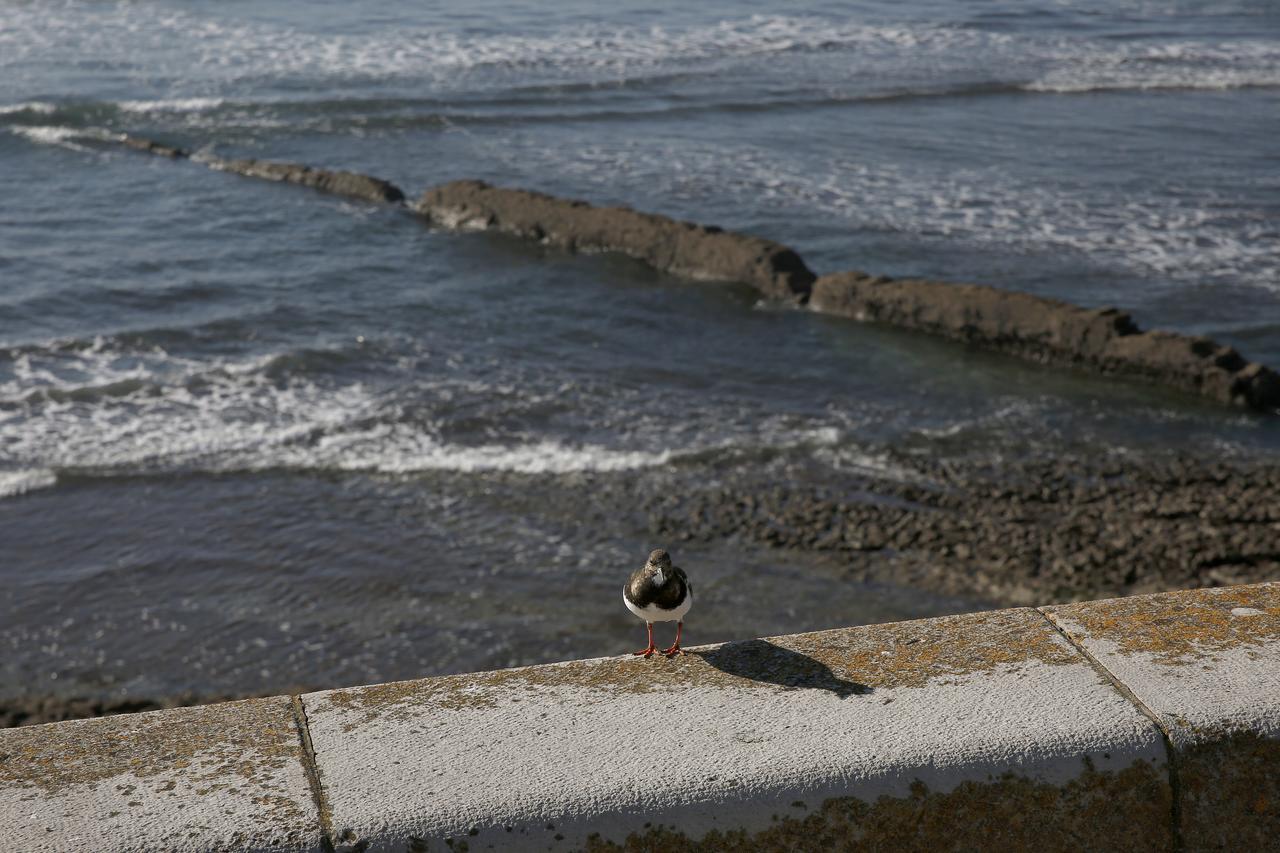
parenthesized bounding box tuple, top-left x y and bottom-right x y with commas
(691, 639, 872, 699)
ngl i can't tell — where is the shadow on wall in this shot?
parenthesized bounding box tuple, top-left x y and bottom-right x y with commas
(693, 639, 871, 699)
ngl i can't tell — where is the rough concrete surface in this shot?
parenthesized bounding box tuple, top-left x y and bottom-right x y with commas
(811, 271, 1280, 412)
(415, 180, 816, 303)
(303, 607, 1169, 852)
(0, 696, 322, 852)
(1043, 582, 1280, 851)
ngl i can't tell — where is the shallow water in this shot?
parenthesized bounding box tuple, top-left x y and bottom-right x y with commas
(2, 0, 1279, 700)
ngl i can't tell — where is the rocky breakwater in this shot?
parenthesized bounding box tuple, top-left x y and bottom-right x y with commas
(205, 156, 406, 205)
(812, 271, 1280, 412)
(98, 136, 1280, 411)
(414, 179, 815, 302)
(121, 134, 189, 159)
(115, 134, 405, 205)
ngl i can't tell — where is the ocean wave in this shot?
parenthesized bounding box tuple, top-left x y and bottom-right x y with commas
(521, 137, 1280, 298)
(7, 4, 1275, 93)
(0, 101, 57, 116)
(0, 9, 1000, 83)
(4, 8, 1278, 120)
(0, 336, 847, 478)
(6, 124, 123, 152)
(1025, 40, 1280, 93)
(266, 424, 675, 475)
(115, 96, 228, 113)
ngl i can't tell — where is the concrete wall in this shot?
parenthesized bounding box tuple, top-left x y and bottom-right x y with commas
(3, 582, 1276, 852)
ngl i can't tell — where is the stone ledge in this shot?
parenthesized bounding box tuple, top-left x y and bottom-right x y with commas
(302, 606, 1172, 852)
(1043, 582, 1280, 850)
(0, 696, 322, 852)
(3, 586, 1276, 851)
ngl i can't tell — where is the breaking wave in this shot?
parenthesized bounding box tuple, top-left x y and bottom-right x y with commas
(0, 335, 846, 482)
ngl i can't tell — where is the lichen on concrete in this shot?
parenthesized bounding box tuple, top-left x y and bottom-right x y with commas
(1043, 581, 1280, 666)
(1177, 730, 1280, 851)
(1043, 582, 1280, 850)
(582, 760, 1170, 853)
(0, 696, 320, 851)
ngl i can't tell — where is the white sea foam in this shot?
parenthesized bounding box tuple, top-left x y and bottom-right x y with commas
(524, 135, 1280, 297)
(8, 125, 124, 152)
(0, 338, 843, 479)
(1025, 40, 1280, 94)
(0, 469, 57, 499)
(270, 424, 675, 475)
(0, 101, 57, 116)
(4, 2, 1278, 118)
(813, 447, 933, 484)
(0, 8, 999, 84)
(116, 97, 227, 113)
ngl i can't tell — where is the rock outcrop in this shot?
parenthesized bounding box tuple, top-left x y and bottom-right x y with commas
(415, 180, 815, 302)
(121, 135, 189, 159)
(812, 271, 1280, 411)
(85, 132, 1280, 412)
(208, 157, 406, 204)
(113, 135, 405, 203)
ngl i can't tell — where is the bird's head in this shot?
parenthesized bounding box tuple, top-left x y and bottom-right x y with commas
(647, 548, 672, 585)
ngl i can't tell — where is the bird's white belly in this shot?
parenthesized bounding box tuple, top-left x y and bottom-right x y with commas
(623, 589, 692, 622)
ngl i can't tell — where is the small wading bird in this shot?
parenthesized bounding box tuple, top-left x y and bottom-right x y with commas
(623, 548, 692, 658)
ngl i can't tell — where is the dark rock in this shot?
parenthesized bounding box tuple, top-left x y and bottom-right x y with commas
(1, 693, 211, 728)
(811, 271, 1280, 412)
(120, 135, 189, 159)
(209, 157, 406, 204)
(415, 180, 815, 302)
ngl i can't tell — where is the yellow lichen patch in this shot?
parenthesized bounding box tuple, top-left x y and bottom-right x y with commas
(1043, 582, 1280, 666)
(0, 696, 307, 828)
(319, 607, 1080, 732)
(584, 759, 1170, 853)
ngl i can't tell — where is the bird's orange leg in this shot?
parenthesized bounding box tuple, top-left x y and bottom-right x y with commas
(631, 622, 656, 657)
(661, 621, 685, 657)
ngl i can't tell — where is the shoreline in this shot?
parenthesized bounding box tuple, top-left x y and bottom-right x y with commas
(8, 450, 1277, 729)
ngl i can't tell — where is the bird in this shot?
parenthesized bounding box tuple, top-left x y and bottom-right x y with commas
(623, 548, 692, 658)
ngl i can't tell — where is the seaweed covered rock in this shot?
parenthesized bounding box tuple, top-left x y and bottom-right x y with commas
(812, 271, 1280, 412)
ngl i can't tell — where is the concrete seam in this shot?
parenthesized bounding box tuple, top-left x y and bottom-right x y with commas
(1035, 607, 1184, 853)
(291, 694, 337, 853)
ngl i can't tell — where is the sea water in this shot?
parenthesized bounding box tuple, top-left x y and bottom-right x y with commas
(2, 0, 1278, 700)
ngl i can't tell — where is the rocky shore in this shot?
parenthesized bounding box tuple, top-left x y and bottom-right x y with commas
(11, 450, 1276, 729)
(641, 451, 1280, 607)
